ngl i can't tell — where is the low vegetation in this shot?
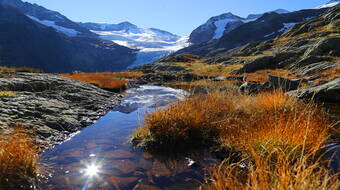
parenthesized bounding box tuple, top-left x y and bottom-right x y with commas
(60, 72, 143, 92)
(133, 91, 330, 151)
(205, 151, 339, 190)
(311, 65, 340, 83)
(175, 62, 243, 76)
(133, 89, 338, 189)
(168, 79, 240, 92)
(0, 91, 16, 97)
(0, 66, 42, 73)
(0, 125, 40, 189)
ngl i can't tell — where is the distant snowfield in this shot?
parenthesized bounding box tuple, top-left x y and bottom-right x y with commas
(27, 15, 79, 36)
(316, 1, 339, 9)
(91, 28, 190, 68)
(213, 19, 234, 39)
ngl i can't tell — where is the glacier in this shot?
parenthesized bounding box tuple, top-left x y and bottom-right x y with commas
(86, 23, 190, 68)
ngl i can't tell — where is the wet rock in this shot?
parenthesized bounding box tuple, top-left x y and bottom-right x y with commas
(151, 161, 172, 177)
(108, 176, 139, 190)
(0, 72, 121, 150)
(133, 183, 162, 190)
(110, 160, 140, 174)
(105, 149, 135, 159)
(287, 78, 340, 102)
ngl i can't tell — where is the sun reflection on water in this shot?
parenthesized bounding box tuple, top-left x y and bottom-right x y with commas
(84, 164, 100, 177)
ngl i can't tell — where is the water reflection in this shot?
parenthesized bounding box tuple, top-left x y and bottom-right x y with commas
(83, 163, 100, 177)
(41, 86, 212, 190)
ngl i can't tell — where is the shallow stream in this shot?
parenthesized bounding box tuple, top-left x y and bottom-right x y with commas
(41, 85, 216, 190)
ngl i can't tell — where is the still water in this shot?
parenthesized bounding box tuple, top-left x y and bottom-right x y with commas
(41, 85, 216, 190)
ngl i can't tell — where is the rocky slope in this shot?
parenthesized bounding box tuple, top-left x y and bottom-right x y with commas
(232, 6, 339, 74)
(132, 6, 340, 102)
(0, 5, 136, 73)
(178, 8, 328, 57)
(0, 72, 121, 150)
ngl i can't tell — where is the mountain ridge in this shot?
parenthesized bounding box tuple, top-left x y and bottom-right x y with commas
(188, 9, 290, 44)
(0, 4, 136, 73)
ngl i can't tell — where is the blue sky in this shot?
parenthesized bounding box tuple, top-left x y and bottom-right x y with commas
(24, 0, 328, 36)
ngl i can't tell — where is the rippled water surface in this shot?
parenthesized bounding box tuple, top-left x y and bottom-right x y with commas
(41, 85, 216, 190)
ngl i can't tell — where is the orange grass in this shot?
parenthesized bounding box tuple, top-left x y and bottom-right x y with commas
(133, 90, 336, 189)
(60, 72, 137, 91)
(244, 69, 295, 82)
(311, 66, 340, 83)
(133, 90, 331, 153)
(0, 126, 40, 189)
(204, 151, 339, 190)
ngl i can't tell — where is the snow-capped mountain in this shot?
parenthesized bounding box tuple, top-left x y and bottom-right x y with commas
(0, 0, 94, 37)
(316, 0, 340, 9)
(79, 22, 190, 68)
(178, 8, 326, 57)
(189, 9, 290, 44)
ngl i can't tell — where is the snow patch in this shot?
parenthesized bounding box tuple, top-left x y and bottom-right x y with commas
(316, 1, 339, 9)
(27, 15, 79, 36)
(264, 32, 276, 38)
(278, 23, 297, 33)
(213, 19, 234, 39)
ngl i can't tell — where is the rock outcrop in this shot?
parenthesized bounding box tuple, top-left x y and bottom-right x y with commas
(0, 73, 121, 150)
(287, 78, 340, 102)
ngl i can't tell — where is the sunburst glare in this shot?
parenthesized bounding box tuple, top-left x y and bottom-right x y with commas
(84, 164, 100, 177)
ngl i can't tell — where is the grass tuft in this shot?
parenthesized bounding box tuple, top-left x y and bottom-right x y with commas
(0, 66, 42, 73)
(133, 90, 330, 152)
(133, 90, 337, 189)
(0, 125, 40, 189)
(0, 91, 16, 97)
(59, 72, 142, 92)
(204, 150, 339, 190)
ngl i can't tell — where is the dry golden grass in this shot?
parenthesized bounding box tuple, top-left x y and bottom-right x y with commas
(0, 91, 16, 97)
(60, 72, 140, 91)
(175, 62, 243, 76)
(133, 90, 330, 153)
(168, 79, 240, 92)
(134, 90, 336, 189)
(244, 69, 294, 82)
(0, 66, 42, 73)
(0, 126, 40, 188)
(204, 151, 339, 190)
